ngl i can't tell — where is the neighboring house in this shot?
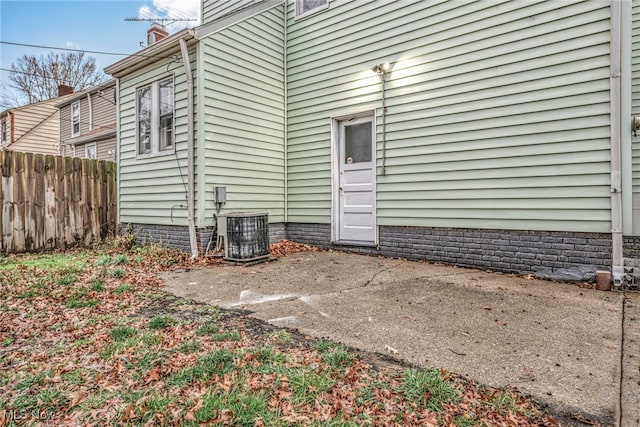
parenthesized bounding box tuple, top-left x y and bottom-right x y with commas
(106, 0, 640, 285)
(0, 88, 75, 155)
(56, 79, 117, 161)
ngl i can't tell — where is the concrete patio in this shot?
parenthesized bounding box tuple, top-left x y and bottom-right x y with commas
(162, 251, 640, 426)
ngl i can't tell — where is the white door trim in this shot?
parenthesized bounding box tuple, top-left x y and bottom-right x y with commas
(330, 110, 377, 245)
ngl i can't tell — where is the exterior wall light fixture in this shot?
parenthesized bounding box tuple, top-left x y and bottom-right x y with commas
(371, 62, 392, 175)
(372, 63, 390, 75)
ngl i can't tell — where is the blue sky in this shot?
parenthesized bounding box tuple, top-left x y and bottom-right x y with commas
(0, 0, 199, 105)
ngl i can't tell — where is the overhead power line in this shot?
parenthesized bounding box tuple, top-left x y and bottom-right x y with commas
(0, 67, 81, 84)
(0, 41, 178, 61)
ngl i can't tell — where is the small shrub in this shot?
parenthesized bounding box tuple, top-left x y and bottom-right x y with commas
(114, 229, 137, 252)
(98, 227, 137, 252)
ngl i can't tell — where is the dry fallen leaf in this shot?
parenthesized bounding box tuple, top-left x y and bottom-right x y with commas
(384, 344, 399, 355)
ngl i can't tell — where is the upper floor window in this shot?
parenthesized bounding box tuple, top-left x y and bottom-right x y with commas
(71, 102, 80, 137)
(136, 76, 174, 157)
(1, 119, 7, 145)
(296, 0, 328, 18)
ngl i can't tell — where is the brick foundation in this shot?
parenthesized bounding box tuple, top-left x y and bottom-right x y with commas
(124, 222, 613, 282)
(123, 222, 285, 254)
(286, 223, 612, 282)
(624, 236, 640, 259)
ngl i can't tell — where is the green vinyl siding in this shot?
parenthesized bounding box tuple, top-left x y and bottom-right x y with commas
(202, 0, 262, 25)
(200, 5, 285, 224)
(633, 0, 640, 233)
(286, 0, 612, 232)
(117, 52, 197, 226)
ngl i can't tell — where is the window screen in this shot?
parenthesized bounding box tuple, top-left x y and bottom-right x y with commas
(344, 122, 372, 163)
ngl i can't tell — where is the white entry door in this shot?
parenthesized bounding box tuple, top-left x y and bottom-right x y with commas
(335, 114, 376, 244)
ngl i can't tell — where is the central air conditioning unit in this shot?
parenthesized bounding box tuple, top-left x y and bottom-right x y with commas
(219, 212, 270, 262)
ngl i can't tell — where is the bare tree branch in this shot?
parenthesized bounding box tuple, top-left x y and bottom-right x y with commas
(4, 52, 106, 106)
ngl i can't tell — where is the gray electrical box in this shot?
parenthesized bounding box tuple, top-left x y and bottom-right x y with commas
(214, 186, 227, 204)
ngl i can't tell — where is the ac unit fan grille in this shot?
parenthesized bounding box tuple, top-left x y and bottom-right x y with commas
(225, 213, 269, 261)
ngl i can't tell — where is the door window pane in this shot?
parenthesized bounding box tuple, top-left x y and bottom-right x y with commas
(345, 122, 372, 163)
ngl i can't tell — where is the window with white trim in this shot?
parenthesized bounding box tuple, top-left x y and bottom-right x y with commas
(85, 143, 97, 159)
(71, 102, 80, 137)
(137, 76, 174, 156)
(1, 119, 7, 145)
(295, 0, 328, 18)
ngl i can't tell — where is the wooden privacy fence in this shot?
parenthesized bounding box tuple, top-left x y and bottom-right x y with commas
(1, 151, 117, 253)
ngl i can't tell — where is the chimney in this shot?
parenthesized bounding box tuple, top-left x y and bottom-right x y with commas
(147, 24, 169, 46)
(58, 84, 74, 97)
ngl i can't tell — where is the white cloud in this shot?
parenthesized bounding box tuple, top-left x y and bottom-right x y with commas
(138, 5, 153, 19)
(66, 41, 80, 49)
(138, 0, 200, 31)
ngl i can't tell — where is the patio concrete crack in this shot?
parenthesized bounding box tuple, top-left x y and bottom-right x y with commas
(618, 293, 626, 427)
(362, 262, 403, 287)
(307, 261, 405, 297)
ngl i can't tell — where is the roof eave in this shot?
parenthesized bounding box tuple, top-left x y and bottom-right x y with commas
(55, 79, 116, 108)
(63, 128, 116, 146)
(104, 29, 196, 78)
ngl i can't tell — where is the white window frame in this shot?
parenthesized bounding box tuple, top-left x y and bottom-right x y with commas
(295, 0, 328, 19)
(136, 75, 174, 158)
(71, 102, 81, 137)
(85, 143, 97, 159)
(1, 119, 7, 146)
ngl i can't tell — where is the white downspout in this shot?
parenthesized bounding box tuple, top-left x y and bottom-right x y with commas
(115, 78, 121, 226)
(621, 0, 633, 233)
(283, 4, 288, 224)
(180, 38, 199, 258)
(611, 0, 624, 286)
(87, 92, 93, 130)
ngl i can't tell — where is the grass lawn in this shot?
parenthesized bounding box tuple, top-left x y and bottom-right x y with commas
(0, 238, 558, 426)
